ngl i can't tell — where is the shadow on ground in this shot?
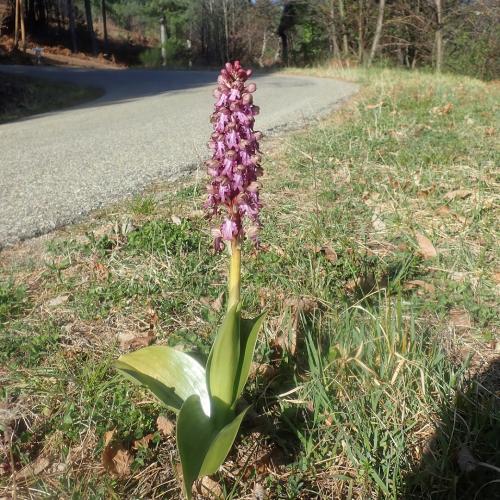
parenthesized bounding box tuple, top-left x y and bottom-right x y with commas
(404, 358, 500, 499)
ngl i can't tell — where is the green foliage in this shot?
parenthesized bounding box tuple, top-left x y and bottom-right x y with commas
(116, 306, 265, 498)
(126, 220, 200, 255)
(115, 346, 209, 414)
(0, 281, 27, 324)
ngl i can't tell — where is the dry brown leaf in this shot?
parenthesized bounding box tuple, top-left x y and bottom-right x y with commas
(156, 415, 175, 436)
(119, 331, 155, 350)
(171, 215, 182, 225)
(443, 189, 473, 201)
(274, 298, 319, 357)
(493, 272, 500, 285)
(102, 430, 132, 477)
(147, 306, 159, 330)
(195, 476, 223, 498)
(365, 101, 384, 110)
(248, 362, 276, 381)
(93, 261, 110, 280)
(457, 446, 477, 473)
(416, 232, 437, 259)
(316, 245, 338, 263)
(253, 483, 267, 500)
(132, 433, 154, 450)
(46, 294, 69, 307)
(371, 213, 386, 232)
(484, 127, 495, 137)
(212, 291, 224, 313)
(435, 206, 451, 216)
(15, 457, 50, 481)
(449, 309, 472, 329)
(404, 280, 436, 294)
(431, 103, 453, 115)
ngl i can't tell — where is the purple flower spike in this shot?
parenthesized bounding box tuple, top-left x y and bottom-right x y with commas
(205, 60, 263, 251)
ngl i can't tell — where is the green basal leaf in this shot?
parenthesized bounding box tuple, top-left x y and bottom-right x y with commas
(199, 405, 249, 477)
(115, 346, 210, 415)
(235, 312, 266, 401)
(206, 304, 240, 411)
(177, 394, 248, 499)
(177, 395, 214, 500)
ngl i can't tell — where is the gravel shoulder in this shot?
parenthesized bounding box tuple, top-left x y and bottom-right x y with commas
(0, 67, 358, 247)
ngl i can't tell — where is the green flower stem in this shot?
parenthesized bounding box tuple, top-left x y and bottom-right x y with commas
(228, 239, 241, 310)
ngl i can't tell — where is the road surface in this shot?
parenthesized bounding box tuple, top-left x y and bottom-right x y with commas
(0, 66, 357, 247)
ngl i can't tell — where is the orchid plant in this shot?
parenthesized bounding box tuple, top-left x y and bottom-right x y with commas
(115, 61, 265, 499)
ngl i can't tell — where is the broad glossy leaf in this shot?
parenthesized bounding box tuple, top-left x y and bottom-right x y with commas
(115, 346, 210, 415)
(199, 405, 249, 477)
(206, 304, 240, 411)
(235, 312, 266, 401)
(177, 395, 213, 500)
(177, 394, 248, 499)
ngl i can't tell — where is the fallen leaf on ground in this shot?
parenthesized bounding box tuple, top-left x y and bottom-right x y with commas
(457, 446, 478, 473)
(212, 291, 224, 312)
(253, 483, 267, 500)
(92, 261, 109, 280)
(431, 103, 453, 115)
(449, 309, 472, 329)
(274, 298, 319, 357)
(435, 206, 451, 216)
(316, 245, 338, 263)
(132, 434, 154, 450)
(195, 476, 223, 498)
(46, 295, 69, 307)
(15, 457, 50, 480)
(365, 101, 384, 110)
(118, 331, 155, 350)
(171, 215, 182, 225)
(371, 213, 386, 232)
(147, 305, 159, 330)
(493, 272, 500, 284)
(443, 189, 473, 201)
(102, 430, 132, 477)
(156, 415, 175, 436)
(416, 232, 437, 259)
(404, 280, 436, 294)
(248, 363, 276, 381)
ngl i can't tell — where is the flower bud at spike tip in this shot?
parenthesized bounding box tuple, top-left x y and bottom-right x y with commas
(205, 61, 263, 251)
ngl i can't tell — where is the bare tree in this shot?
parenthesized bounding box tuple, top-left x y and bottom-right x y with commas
(434, 0, 443, 72)
(337, 0, 348, 57)
(67, 0, 77, 53)
(83, 0, 98, 55)
(367, 0, 385, 66)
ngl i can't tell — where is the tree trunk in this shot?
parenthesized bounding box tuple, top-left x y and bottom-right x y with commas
(357, 0, 364, 63)
(67, 0, 77, 53)
(279, 31, 288, 66)
(434, 0, 443, 72)
(101, 0, 109, 55)
(329, 0, 340, 59)
(14, 0, 19, 48)
(337, 0, 348, 57)
(19, 0, 25, 50)
(84, 0, 98, 55)
(367, 0, 385, 67)
(258, 30, 267, 68)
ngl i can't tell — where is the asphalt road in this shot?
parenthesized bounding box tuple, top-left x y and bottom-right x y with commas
(0, 66, 357, 247)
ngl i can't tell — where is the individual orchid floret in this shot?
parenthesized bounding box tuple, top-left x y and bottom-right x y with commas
(206, 60, 263, 251)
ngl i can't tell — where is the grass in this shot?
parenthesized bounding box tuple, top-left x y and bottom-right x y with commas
(0, 67, 499, 499)
(0, 72, 103, 124)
